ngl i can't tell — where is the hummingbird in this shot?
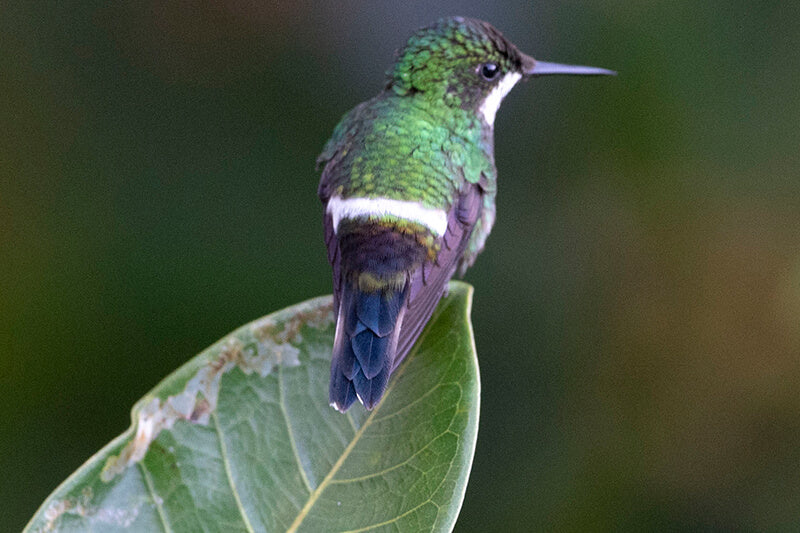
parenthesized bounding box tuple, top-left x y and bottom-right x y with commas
(318, 16, 614, 412)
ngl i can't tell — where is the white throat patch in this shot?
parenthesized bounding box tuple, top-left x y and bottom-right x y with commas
(479, 72, 522, 126)
(326, 196, 448, 236)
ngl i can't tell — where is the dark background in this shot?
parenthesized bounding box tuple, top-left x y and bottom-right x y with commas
(3, 1, 800, 530)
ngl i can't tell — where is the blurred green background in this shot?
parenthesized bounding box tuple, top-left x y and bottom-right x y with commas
(3, 1, 799, 530)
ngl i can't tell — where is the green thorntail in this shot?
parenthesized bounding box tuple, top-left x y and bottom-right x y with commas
(318, 16, 614, 411)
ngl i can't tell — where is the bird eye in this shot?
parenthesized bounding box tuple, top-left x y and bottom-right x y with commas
(479, 62, 500, 81)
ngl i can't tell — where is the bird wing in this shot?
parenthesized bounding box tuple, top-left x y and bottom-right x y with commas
(322, 211, 342, 313)
(392, 181, 484, 369)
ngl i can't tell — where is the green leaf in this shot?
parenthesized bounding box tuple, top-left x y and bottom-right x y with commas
(26, 281, 480, 533)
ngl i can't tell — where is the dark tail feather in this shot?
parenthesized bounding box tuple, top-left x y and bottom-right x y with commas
(329, 281, 407, 411)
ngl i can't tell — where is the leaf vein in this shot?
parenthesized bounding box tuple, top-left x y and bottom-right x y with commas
(331, 430, 451, 484)
(345, 409, 359, 433)
(279, 364, 315, 493)
(370, 383, 442, 424)
(211, 411, 256, 533)
(138, 461, 172, 533)
(342, 499, 437, 533)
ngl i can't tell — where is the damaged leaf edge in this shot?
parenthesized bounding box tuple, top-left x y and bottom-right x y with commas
(25, 294, 334, 533)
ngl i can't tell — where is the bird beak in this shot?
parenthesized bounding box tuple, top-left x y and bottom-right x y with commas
(520, 53, 616, 77)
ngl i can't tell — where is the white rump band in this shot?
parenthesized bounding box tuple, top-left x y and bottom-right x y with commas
(327, 196, 448, 236)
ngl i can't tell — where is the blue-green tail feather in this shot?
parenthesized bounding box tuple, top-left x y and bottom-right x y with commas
(330, 281, 408, 411)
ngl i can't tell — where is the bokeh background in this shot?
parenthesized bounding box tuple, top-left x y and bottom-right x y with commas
(3, 1, 800, 530)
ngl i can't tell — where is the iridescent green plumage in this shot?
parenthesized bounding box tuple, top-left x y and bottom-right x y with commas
(388, 17, 523, 102)
(318, 17, 518, 270)
(319, 93, 495, 268)
(319, 17, 615, 411)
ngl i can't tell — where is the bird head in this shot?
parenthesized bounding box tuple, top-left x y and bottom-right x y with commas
(387, 17, 615, 125)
